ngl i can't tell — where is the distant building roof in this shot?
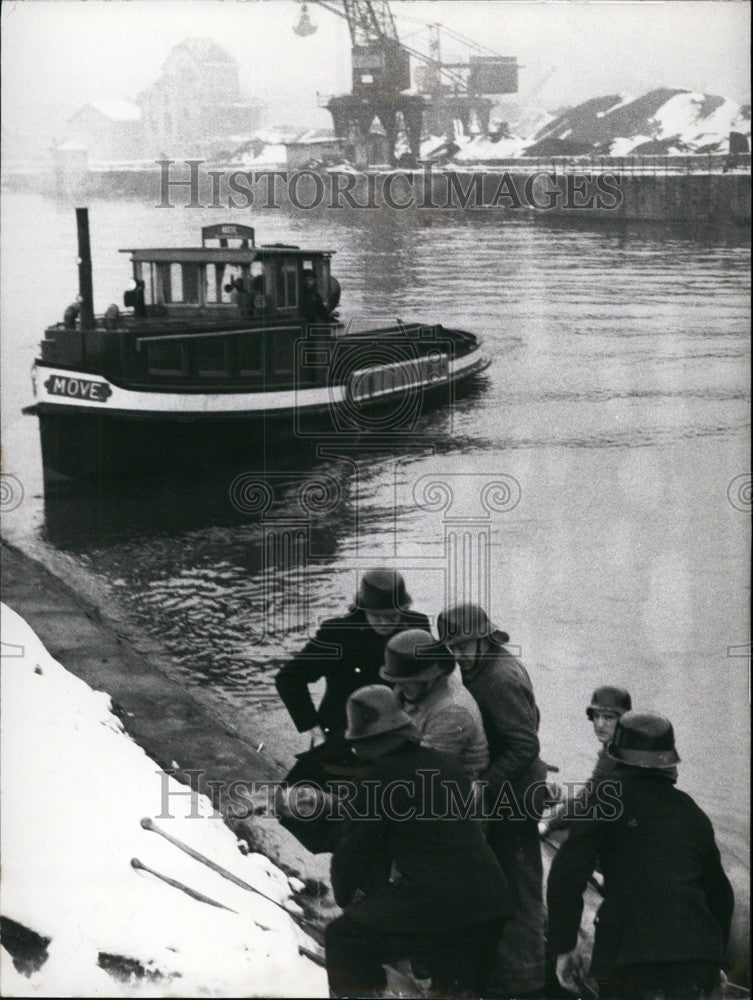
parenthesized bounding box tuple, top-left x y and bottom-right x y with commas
(168, 38, 235, 64)
(84, 101, 142, 122)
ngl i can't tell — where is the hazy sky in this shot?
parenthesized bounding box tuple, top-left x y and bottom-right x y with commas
(1, 0, 750, 136)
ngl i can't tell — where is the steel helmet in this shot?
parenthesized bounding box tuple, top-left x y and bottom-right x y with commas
(607, 711, 680, 769)
(437, 603, 510, 645)
(586, 686, 632, 720)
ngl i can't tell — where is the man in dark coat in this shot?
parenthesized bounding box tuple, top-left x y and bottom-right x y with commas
(275, 569, 429, 745)
(325, 685, 514, 998)
(439, 602, 548, 998)
(300, 270, 332, 323)
(547, 711, 734, 1000)
(274, 570, 430, 852)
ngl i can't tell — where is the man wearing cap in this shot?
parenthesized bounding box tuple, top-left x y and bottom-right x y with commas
(275, 569, 430, 747)
(380, 628, 489, 779)
(548, 711, 734, 1000)
(438, 601, 548, 999)
(541, 687, 632, 836)
(325, 685, 514, 998)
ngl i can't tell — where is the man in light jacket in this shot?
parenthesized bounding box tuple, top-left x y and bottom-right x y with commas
(439, 602, 548, 999)
(380, 628, 489, 779)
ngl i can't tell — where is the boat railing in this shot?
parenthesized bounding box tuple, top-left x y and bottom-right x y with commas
(47, 314, 343, 338)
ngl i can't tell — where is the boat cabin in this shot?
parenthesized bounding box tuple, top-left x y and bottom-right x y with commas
(40, 223, 344, 392)
(122, 223, 337, 323)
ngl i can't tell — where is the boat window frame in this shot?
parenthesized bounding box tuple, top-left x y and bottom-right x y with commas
(145, 338, 188, 378)
(203, 262, 222, 305)
(238, 331, 265, 378)
(268, 324, 301, 380)
(182, 262, 201, 305)
(275, 259, 300, 312)
(133, 261, 156, 305)
(195, 335, 232, 380)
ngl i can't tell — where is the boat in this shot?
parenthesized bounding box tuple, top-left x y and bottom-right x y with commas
(24, 211, 490, 481)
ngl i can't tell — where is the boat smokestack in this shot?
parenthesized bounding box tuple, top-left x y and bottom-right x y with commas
(75, 207, 95, 329)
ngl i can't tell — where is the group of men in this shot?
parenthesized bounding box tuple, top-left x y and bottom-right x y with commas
(274, 569, 734, 1000)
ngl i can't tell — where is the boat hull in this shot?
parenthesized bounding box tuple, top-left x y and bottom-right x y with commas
(28, 349, 489, 481)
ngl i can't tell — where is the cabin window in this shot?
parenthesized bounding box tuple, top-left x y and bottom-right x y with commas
(239, 335, 264, 376)
(204, 264, 221, 304)
(276, 262, 298, 310)
(197, 337, 230, 378)
(141, 263, 155, 305)
(155, 264, 170, 304)
(221, 265, 243, 304)
(146, 340, 186, 377)
(169, 263, 184, 303)
(182, 264, 200, 304)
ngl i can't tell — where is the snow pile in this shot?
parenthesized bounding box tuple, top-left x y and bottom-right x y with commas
(452, 132, 527, 163)
(233, 143, 289, 169)
(0, 603, 327, 998)
(642, 91, 750, 154)
(525, 87, 751, 156)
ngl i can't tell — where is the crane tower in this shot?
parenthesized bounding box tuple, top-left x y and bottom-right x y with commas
(294, 1, 519, 167)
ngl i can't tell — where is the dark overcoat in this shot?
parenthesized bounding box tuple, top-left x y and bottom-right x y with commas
(275, 607, 430, 737)
(330, 741, 515, 932)
(461, 643, 546, 806)
(546, 769, 734, 977)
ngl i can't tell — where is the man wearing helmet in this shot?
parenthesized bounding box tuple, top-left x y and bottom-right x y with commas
(438, 601, 548, 998)
(548, 711, 734, 1000)
(275, 568, 430, 747)
(325, 685, 514, 999)
(380, 628, 489, 779)
(540, 686, 633, 837)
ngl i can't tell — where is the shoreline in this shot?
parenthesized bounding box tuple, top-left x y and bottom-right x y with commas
(2, 538, 749, 989)
(0, 539, 336, 932)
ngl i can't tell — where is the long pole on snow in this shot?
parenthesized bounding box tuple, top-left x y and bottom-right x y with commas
(140, 817, 326, 948)
(131, 857, 237, 911)
(141, 817, 293, 913)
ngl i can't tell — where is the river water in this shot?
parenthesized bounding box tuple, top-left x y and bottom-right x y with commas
(1, 191, 750, 956)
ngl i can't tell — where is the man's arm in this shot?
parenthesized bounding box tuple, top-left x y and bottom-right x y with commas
(546, 819, 604, 959)
(420, 705, 490, 773)
(330, 785, 390, 909)
(274, 626, 336, 733)
(699, 828, 735, 951)
(482, 675, 540, 796)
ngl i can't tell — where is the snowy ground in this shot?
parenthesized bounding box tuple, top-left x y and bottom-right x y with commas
(0, 603, 327, 998)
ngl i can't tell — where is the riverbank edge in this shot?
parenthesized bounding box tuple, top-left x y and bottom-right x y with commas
(0, 539, 334, 931)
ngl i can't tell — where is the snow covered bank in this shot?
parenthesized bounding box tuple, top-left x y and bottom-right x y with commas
(0, 603, 327, 997)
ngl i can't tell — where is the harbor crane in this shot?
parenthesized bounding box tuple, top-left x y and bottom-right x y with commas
(293, 0, 518, 165)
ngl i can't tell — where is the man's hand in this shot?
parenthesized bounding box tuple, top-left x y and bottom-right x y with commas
(275, 785, 330, 819)
(556, 949, 587, 994)
(309, 726, 328, 747)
